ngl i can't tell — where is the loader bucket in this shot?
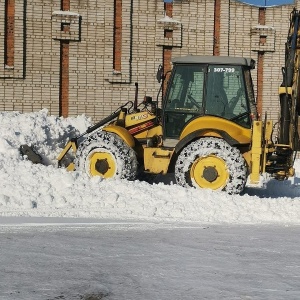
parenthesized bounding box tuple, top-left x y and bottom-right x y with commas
(57, 139, 78, 171)
(19, 145, 43, 164)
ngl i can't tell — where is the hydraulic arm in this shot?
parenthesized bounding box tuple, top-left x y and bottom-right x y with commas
(278, 8, 300, 149)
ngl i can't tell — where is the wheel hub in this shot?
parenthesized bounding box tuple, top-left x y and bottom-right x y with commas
(95, 158, 110, 175)
(190, 155, 229, 190)
(88, 151, 116, 178)
(202, 166, 218, 182)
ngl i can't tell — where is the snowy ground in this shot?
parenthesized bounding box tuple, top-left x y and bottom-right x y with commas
(1, 109, 300, 224)
(1, 110, 300, 299)
(1, 220, 300, 300)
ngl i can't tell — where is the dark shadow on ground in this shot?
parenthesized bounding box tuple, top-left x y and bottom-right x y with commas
(244, 176, 300, 198)
(139, 171, 300, 199)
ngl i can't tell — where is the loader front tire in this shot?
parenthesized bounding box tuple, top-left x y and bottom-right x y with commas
(175, 137, 247, 194)
(74, 131, 138, 180)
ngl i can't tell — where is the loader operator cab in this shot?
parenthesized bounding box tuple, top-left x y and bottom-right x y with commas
(163, 55, 256, 139)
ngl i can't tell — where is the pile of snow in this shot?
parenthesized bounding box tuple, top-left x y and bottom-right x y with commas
(1, 109, 300, 224)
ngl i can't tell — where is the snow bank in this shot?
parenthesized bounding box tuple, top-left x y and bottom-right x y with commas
(1, 110, 300, 224)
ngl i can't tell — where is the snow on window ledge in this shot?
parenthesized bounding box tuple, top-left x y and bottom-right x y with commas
(52, 10, 80, 17)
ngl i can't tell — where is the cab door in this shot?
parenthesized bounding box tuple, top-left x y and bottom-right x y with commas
(163, 64, 206, 139)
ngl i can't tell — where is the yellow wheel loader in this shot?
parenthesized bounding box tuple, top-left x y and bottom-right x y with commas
(57, 54, 256, 194)
(22, 9, 300, 194)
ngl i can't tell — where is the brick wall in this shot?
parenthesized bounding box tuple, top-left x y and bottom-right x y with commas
(0, 0, 60, 113)
(0, 0, 298, 123)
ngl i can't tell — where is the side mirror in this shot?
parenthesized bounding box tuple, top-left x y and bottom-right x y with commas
(156, 64, 164, 83)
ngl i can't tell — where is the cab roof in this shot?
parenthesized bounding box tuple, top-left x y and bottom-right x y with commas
(172, 55, 255, 68)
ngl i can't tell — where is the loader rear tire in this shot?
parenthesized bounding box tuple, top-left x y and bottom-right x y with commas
(74, 130, 138, 180)
(175, 137, 247, 194)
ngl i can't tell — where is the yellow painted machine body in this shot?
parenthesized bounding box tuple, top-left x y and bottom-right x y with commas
(140, 116, 253, 175)
(67, 107, 292, 186)
(180, 116, 252, 144)
(95, 114, 253, 178)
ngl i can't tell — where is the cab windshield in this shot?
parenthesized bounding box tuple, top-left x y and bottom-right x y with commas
(164, 64, 251, 138)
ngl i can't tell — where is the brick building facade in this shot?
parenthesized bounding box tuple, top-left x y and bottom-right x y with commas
(0, 0, 299, 122)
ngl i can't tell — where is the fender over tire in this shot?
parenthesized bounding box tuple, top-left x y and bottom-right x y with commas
(175, 137, 247, 194)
